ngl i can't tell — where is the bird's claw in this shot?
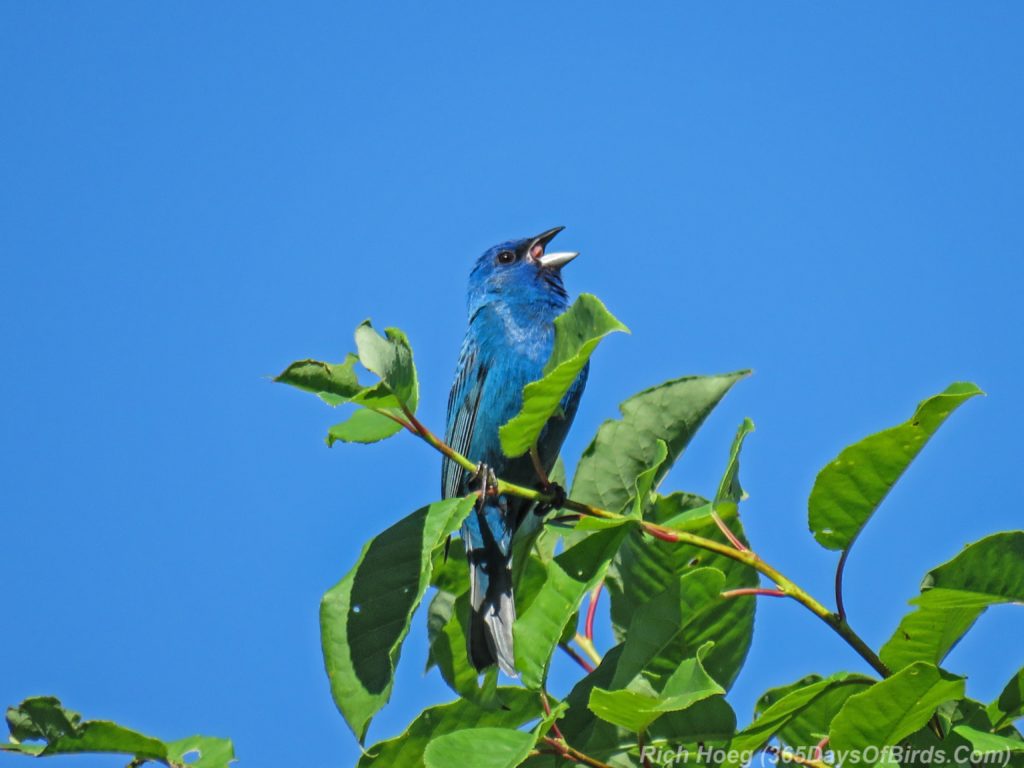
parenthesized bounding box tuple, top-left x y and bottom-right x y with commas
(469, 462, 498, 509)
(533, 481, 567, 518)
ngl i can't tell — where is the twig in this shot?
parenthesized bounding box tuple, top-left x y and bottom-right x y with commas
(542, 736, 615, 768)
(835, 547, 850, 623)
(574, 632, 603, 667)
(540, 691, 566, 743)
(530, 444, 550, 486)
(559, 641, 594, 673)
(721, 587, 787, 599)
(711, 510, 748, 551)
(585, 582, 603, 641)
(394, 411, 893, 680)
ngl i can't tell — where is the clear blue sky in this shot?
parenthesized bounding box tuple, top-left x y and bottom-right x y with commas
(2, 3, 1022, 767)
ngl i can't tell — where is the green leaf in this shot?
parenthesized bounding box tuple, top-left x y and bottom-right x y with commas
(570, 371, 750, 513)
(625, 439, 668, 519)
(713, 419, 754, 515)
(426, 588, 502, 708)
(829, 662, 965, 756)
(321, 496, 476, 741)
(514, 525, 631, 688)
(357, 690, 540, 768)
(354, 322, 419, 412)
(499, 294, 628, 457)
(751, 673, 874, 751)
(952, 725, 1024, 754)
(327, 408, 404, 444)
(606, 494, 758, 690)
(808, 382, 983, 551)
(879, 590, 992, 672)
(723, 673, 873, 764)
(989, 667, 1024, 730)
(424, 728, 535, 768)
(881, 532, 1024, 672)
(588, 643, 725, 732)
(274, 354, 363, 406)
(922, 530, 1024, 597)
(1, 697, 233, 768)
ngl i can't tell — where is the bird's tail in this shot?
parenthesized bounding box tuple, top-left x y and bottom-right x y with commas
(463, 503, 517, 677)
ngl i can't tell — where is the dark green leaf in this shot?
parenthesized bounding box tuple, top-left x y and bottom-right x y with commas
(500, 294, 628, 457)
(514, 525, 630, 688)
(723, 673, 873, 765)
(1, 697, 233, 768)
(808, 382, 983, 551)
(752, 673, 873, 751)
(424, 727, 535, 768)
(321, 496, 476, 741)
(606, 495, 758, 690)
(829, 662, 965, 755)
(570, 371, 750, 513)
(357, 690, 540, 768)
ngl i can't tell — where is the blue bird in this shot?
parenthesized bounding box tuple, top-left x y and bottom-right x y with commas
(442, 226, 588, 676)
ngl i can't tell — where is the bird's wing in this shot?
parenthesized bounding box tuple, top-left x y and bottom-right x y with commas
(442, 336, 487, 499)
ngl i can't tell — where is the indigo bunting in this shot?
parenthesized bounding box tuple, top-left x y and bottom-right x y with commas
(442, 226, 587, 676)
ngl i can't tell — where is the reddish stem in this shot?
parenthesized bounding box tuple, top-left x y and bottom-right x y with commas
(540, 692, 566, 742)
(585, 582, 603, 641)
(559, 642, 595, 673)
(721, 587, 787, 599)
(711, 511, 748, 551)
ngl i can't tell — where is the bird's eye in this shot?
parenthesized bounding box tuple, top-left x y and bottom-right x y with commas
(497, 250, 516, 265)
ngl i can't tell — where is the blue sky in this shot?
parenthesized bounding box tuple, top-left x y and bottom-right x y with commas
(2, 3, 1022, 767)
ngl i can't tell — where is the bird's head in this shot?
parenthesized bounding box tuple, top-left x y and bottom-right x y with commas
(466, 226, 578, 314)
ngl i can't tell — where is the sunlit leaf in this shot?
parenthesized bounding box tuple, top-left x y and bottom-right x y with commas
(881, 532, 1024, 671)
(500, 294, 628, 457)
(808, 382, 983, 551)
(571, 371, 750, 513)
(719, 675, 873, 766)
(354, 322, 419, 412)
(988, 667, 1024, 730)
(751, 673, 873, 752)
(829, 662, 965, 755)
(514, 525, 631, 689)
(274, 354, 363, 406)
(327, 408, 404, 445)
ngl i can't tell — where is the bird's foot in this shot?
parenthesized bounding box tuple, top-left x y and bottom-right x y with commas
(469, 462, 499, 509)
(540, 481, 566, 510)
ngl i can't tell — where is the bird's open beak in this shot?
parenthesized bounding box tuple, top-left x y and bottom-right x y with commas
(530, 226, 579, 269)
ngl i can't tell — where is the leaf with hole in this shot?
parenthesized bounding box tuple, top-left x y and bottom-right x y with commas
(1, 697, 233, 768)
